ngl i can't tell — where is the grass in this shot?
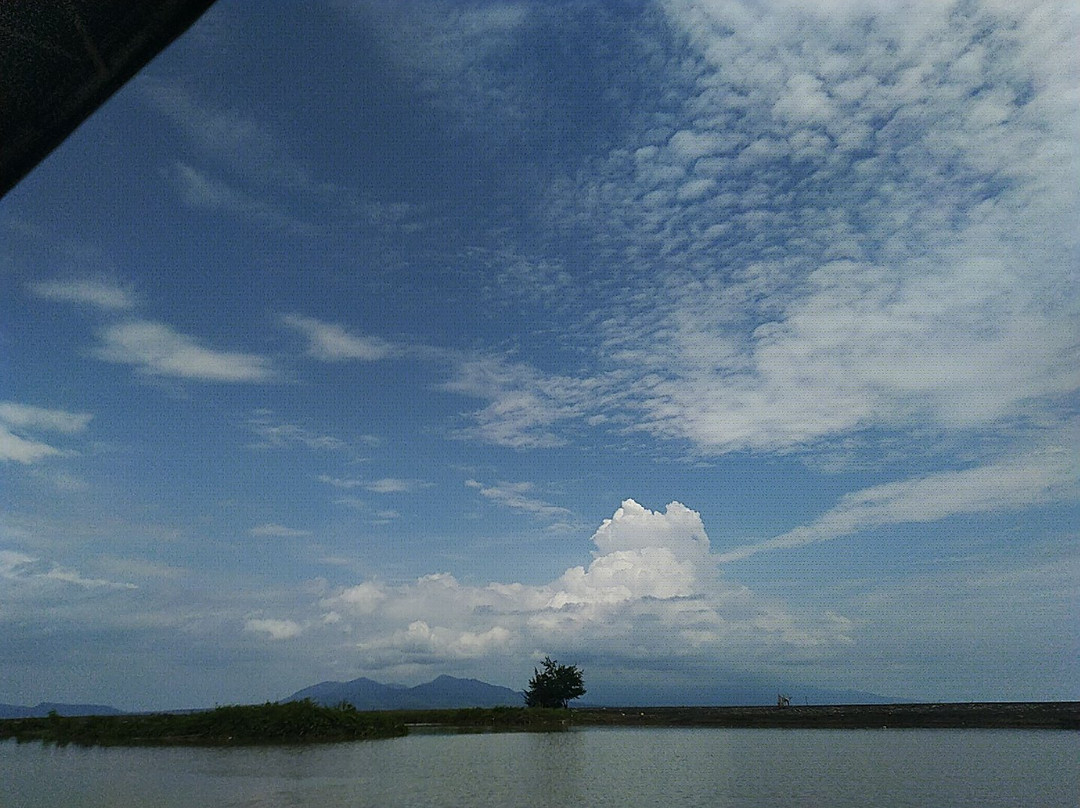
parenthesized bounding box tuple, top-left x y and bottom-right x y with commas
(0, 700, 407, 746)
(0, 703, 568, 747)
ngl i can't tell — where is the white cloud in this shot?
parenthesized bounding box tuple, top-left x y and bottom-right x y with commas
(347, 1, 530, 133)
(333, 581, 387, 614)
(718, 433, 1080, 562)
(553, 546, 699, 606)
(172, 163, 294, 226)
(0, 402, 92, 434)
(668, 129, 723, 163)
(282, 314, 394, 361)
(322, 477, 428, 496)
(145, 81, 418, 235)
(143, 79, 323, 196)
(245, 618, 303, 640)
(535, 0, 1080, 459)
(330, 496, 403, 522)
(332, 496, 368, 510)
(677, 177, 717, 201)
(247, 411, 348, 451)
(96, 321, 274, 382)
(358, 620, 514, 662)
(143, 80, 290, 165)
(592, 499, 710, 560)
(394, 0, 1078, 466)
(31, 469, 90, 492)
(444, 353, 608, 449)
(465, 244, 575, 304)
(29, 278, 135, 310)
(0, 550, 137, 590)
(317, 475, 365, 489)
(314, 500, 847, 671)
(364, 478, 425, 494)
(465, 479, 573, 520)
(250, 523, 313, 538)
(0, 550, 43, 576)
(0, 426, 62, 464)
(0, 403, 92, 464)
(92, 556, 186, 582)
(634, 256, 1079, 452)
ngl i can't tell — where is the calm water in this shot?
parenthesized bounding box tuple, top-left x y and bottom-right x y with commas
(2, 727, 1077, 807)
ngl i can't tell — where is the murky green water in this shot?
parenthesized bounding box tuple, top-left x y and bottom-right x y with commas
(3, 727, 1077, 807)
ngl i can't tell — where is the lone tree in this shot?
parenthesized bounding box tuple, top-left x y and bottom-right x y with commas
(525, 657, 586, 708)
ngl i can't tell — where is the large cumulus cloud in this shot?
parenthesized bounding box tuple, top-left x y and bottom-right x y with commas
(304, 500, 849, 680)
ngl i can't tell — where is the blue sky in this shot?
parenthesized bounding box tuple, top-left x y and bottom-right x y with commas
(2, 0, 1077, 711)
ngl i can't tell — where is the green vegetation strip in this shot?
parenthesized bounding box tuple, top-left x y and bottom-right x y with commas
(0, 701, 406, 746)
(3, 702, 1075, 746)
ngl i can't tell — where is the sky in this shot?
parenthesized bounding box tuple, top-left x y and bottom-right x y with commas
(1, 0, 1077, 711)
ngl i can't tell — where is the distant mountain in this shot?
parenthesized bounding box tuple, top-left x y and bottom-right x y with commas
(409, 675, 525, 709)
(0, 702, 124, 719)
(582, 680, 899, 708)
(287, 675, 524, 710)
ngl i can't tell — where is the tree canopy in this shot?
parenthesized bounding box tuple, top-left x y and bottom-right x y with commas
(524, 657, 585, 709)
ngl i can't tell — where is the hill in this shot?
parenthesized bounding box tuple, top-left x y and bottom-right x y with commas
(287, 675, 524, 710)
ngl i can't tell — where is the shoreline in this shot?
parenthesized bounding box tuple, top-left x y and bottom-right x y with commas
(571, 702, 1080, 730)
(2, 701, 1075, 747)
(0, 701, 407, 747)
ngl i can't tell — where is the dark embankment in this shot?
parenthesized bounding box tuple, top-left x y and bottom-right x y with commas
(0, 700, 406, 746)
(386, 705, 575, 731)
(572, 702, 1080, 730)
(337, 702, 1080, 731)
(3, 702, 1074, 746)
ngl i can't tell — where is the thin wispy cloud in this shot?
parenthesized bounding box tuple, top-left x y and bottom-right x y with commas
(718, 436, 1080, 563)
(250, 523, 313, 538)
(95, 321, 274, 382)
(317, 475, 365, 489)
(141, 78, 320, 191)
(244, 617, 303, 640)
(31, 469, 91, 492)
(282, 314, 395, 361)
(443, 354, 607, 449)
(0, 427, 63, 464)
(247, 411, 348, 451)
(365, 478, 428, 495)
(172, 162, 297, 227)
(317, 475, 426, 494)
(332, 496, 368, 510)
(329, 496, 402, 524)
(26, 272, 277, 385)
(0, 402, 91, 434)
(0, 550, 137, 591)
(0, 403, 91, 464)
(144, 79, 420, 234)
(281, 314, 604, 452)
(29, 278, 136, 310)
(347, 1, 531, 134)
(465, 479, 573, 521)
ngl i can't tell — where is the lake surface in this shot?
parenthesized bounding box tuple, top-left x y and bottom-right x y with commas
(3, 727, 1077, 807)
